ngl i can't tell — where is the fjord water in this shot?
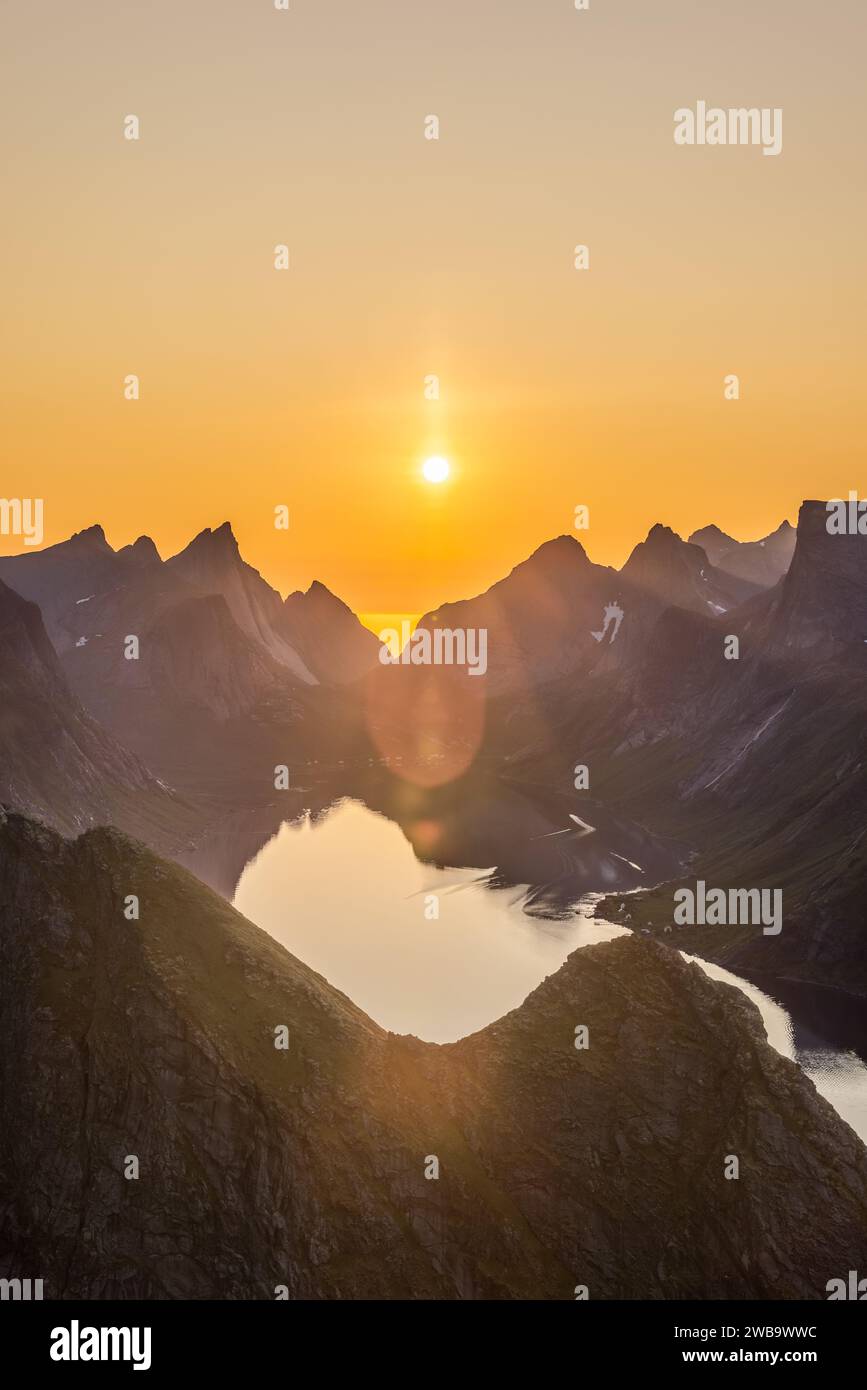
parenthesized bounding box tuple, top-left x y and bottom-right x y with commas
(227, 796, 867, 1142)
(233, 798, 623, 1042)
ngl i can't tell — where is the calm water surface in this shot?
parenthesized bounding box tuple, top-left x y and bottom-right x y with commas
(226, 797, 867, 1142)
(234, 799, 621, 1041)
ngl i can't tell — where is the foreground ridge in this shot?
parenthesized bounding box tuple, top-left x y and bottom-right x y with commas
(1, 810, 865, 1300)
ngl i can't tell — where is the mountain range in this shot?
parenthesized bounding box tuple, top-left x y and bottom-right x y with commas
(2, 808, 865, 1299)
(0, 576, 192, 847)
(2, 499, 867, 1300)
(0, 523, 382, 795)
(689, 519, 796, 589)
(493, 502, 867, 991)
(2, 501, 866, 1002)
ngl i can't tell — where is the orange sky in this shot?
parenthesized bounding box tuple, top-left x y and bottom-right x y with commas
(2, 1, 865, 611)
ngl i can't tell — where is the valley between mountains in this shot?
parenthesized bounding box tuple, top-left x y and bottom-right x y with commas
(1, 501, 866, 1298)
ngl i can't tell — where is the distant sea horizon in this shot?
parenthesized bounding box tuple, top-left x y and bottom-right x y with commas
(358, 612, 422, 657)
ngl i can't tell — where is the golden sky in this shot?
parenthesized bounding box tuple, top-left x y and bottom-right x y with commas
(2, 1, 865, 611)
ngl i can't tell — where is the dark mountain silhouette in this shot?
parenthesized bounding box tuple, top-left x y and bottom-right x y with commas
(414, 535, 651, 692)
(738, 501, 867, 660)
(0, 579, 189, 846)
(0, 525, 132, 652)
(2, 808, 865, 1299)
(116, 534, 162, 569)
(166, 524, 316, 682)
(2, 503, 866, 992)
(622, 523, 759, 615)
(145, 594, 292, 721)
(0, 521, 316, 690)
(413, 526, 762, 698)
(689, 520, 796, 589)
(0, 525, 386, 748)
(0, 524, 340, 792)
(498, 501, 867, 992)
(689, 523, 735, 565)
(279, 580, 383, 684)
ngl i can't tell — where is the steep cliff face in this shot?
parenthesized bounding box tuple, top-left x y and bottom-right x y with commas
(745, 500, 867, 659)
(0, 524, 322, 789)
(280, 581, 383, 684)
(166, 524, 316, 683)
(412, 525, 759, 701)
(59, 587, 292, 722)
(443, 941, 867, 1299)
(1, 530, 334, 803)
(1, 811, 865, 1300)
(496, 500, 867, 992)
(0, 526, 124, 651)
(689, 520, 795, 589)
(415, 535, 604, 692)
(414, 535, 665, 693)
(622, 524, 759, 614)
(0, 581, 188, 846)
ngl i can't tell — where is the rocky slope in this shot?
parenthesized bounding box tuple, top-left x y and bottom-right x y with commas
(738, 500, 867, 661)
(166, 524, 317, 683)
(1, 809, 865, 1300)
(689, 520, 795, 589)
(621, 523, 759, 614)
(413, 525, 758, 699)
(0, 525, 332, 794)
(0, 579, 190, 847)
(0, 524, 126, 650)
(503, 502, 867, 991)
(413, 535, 666, 694)
(279, 580, 383, 684)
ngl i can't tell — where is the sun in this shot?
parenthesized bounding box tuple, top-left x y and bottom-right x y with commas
(422, 455, 450, 484)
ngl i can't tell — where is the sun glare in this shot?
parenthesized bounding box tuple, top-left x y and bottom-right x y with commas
(422, 455, 450, 484)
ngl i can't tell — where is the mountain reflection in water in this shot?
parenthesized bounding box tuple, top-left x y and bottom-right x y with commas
(181, 787, 867, 1143)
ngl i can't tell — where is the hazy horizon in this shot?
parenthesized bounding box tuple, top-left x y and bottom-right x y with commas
(0, 507, 800, 615)
(3, 0, 865, 610)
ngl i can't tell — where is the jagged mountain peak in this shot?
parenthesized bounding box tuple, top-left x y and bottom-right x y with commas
(644, 522, 684, 545)
(117, 535, 162, 567)
(280, 580, 381, 683)
(629, 524, 709, 569)
(521, 533, 590, 567)
(165, 523, 316, 684)
(28, 523, 111, 557)
(288, 578, 345, 606)
(622, 521, 758, 615)
(70, 523, 110, 548)
(687, 518, 796, 588)
(469, 532, 593, 599)
(171, 522, 240, 564)
(690, 522, 734, 547)
(624, 523, 702, 571)
(284, 579, 361, 624)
